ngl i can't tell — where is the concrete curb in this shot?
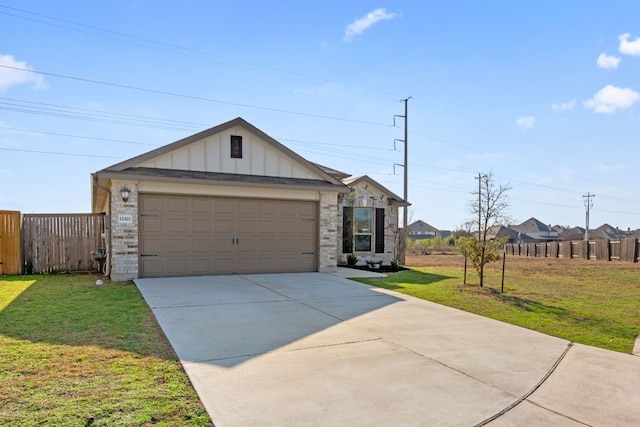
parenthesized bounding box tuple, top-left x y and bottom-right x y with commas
(633, 336, 640, 357)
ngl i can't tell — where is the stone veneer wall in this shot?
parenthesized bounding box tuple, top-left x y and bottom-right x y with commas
(337, 183, 399, 266)
(318, 191, 339, 273)
(110, 180, 139, 281)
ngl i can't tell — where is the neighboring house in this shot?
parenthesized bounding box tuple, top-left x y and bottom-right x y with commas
(555, 226, 585, 241)
(406, 220, 439, 240)
(92, 117, 407, 281)
(510, 217, 559, 241)
(487, 225, 531, 243)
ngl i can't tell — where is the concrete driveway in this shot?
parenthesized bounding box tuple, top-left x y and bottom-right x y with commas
(135, 272, 640, 426)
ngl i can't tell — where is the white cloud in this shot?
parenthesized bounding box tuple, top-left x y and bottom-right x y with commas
(619, 33, 640, 56)
(343, 8, 397, 43)
(597, 53, 621, 69)
(584, 85, 639, 113)
(552, 99, 576, 111)
(0, 54, 46, 92)
(516, 116, 536, 129)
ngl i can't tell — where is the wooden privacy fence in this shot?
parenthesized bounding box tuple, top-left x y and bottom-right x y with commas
(20, 213, 105, 274)
(0, 210, 22, 275)
(505, 238, 640, 263)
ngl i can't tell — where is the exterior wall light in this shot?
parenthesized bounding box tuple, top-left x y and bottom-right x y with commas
(121, 186, 130, 202)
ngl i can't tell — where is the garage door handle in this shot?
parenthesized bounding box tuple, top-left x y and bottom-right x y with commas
(232, 238, 239, 245)
(140, 254, 158, 257)
(301, 252, 315, 255)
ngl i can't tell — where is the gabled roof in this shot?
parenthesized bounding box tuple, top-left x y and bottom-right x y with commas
(557, 226, 585, 241)
(591, 224, 626, 240)
(342, 175, 410, 207)
(407, 220, 439, 233)
(312, 163, 351, 180)
(98, 117, 342, 185)
(92, 117, 349, 211)
(488, 225, 531, 241)
(511, 217, 552, 233)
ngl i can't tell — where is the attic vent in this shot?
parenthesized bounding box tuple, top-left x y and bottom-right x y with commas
(230, 135, 243, 158)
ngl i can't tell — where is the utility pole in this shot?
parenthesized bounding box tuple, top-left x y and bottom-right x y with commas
(583, 192, 595, 241)
(393, 97, 411, 263)
(394, 98, 410, 228)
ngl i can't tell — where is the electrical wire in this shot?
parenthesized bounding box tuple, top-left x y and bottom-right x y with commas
(0, 64, 392, 127)
(0, 146, 123, 159)
(0, 4, 398, 101)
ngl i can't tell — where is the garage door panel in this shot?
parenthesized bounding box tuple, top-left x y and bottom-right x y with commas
(298, 203, 316, 217)
(192, 258, 212, 273)
(237, 220, 255, 234)
(297, 240, 315, 252)
(253, 257, 277, 272)
(215, 219, 233, 233)
(258, 202, 276, 215)
(257, 220, 275, 233)
(213, 257, 235, 274)
(141, 258, 163, 276)
(141, 217, 163, 233)
(278, 220, 295, 234)
(193, 219, 211, 233)
(237, 200, 256, 214)
(257, 238, 276, 251)
(139, 194, 317, 277)
(142, 196, 163, 212)
(279, 203, 297, 216)
(166, 259, 188, 275)
(141, 238, 162, 253)
(213, 237, 234, 252)
(192, 199, 212, 213)
(167, 218, 187, 233)
(193, 239, 211, 253)
(237, 237, 256, 254)
(278, 238, 296, 252)
(167, 239, 187, 253)
(167, 198, 187, 212)
(214, 199, 234, 214)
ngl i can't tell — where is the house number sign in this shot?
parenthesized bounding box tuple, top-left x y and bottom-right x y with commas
(117, 214, 133, 224)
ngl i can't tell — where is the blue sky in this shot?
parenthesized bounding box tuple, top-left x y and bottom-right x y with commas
(1, 1, 639, 231)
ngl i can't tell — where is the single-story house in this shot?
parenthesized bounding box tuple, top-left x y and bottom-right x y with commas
(92, 117, 408, 281)
(406, 220, 439, 240)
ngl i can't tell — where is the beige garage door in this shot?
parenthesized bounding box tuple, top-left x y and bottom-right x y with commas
(139, 194, 318, 277)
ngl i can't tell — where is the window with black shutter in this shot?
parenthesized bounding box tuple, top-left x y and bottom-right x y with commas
(342, 206, 353, 253)
(375, 208, 385, 253)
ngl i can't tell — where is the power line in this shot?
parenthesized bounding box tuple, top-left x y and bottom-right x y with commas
(0, 64, 392, 127)
(0, 147, 122, 159)
(0, 97, 206, 128)
(0, 4, 398, 101)
(0, 126, 159, 146)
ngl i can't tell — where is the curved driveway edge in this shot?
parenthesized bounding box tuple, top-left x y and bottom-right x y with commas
(135, 273, 640, 426)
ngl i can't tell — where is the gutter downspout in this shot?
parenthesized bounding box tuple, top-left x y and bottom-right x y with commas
(92, 174, 112, 278)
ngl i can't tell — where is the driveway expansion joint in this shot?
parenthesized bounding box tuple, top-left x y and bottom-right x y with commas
(473, 342, 575, 426)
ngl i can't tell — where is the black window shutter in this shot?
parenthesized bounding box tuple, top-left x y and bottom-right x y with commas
(342, 206, 353, 253)
(375, 208, 385, 253)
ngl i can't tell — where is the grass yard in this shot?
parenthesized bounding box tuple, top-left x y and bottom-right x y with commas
(0, 274, 212, 426)
(357, 254, 640, 354)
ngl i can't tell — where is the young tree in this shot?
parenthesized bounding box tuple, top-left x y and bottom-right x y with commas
(460, 172, 511, 287)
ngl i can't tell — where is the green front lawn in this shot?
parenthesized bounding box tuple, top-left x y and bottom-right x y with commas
(0, 274, 212, 426)
(357, 257, 640, 354)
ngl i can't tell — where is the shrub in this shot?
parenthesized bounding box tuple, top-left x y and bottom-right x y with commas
(347, 254, 358, 266)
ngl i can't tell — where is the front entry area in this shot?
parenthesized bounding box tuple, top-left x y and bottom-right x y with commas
(138, 194, 318, 277)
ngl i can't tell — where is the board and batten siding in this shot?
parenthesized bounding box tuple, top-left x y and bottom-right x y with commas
(137, 127, 321, 180)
